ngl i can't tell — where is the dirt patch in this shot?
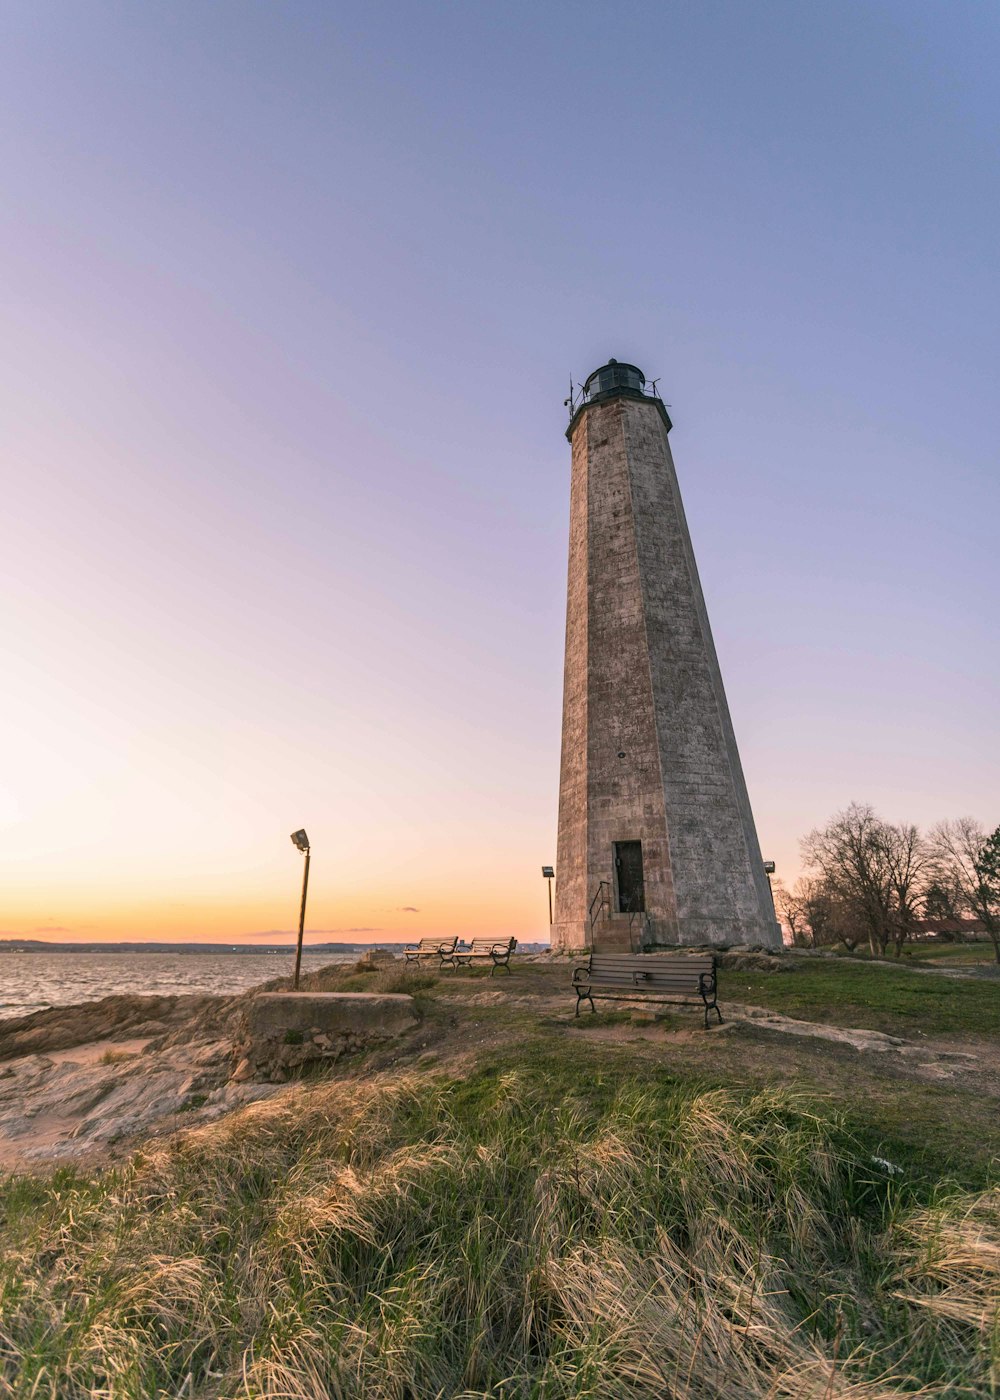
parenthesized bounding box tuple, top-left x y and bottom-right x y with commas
(40, 1038, 152, 1068)
(567, 1022, 717, 1046)
(726, 1002, 1000, 1097)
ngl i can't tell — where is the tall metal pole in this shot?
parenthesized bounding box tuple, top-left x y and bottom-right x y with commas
(542, 866, 555, 927)
(293, 847, 311, 990)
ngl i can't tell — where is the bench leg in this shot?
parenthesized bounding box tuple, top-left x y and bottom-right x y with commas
(699, 973, 723, 1030)
(574, 987, 594, 1016)
(700, 993, 723, 1029)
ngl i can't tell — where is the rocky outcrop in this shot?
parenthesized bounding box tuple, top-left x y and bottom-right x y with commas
(613, 946, 790, 973)
(0, 993, 235, 1063)
(0, 1036, 270, 1167)
(0, 979, 426, 1164)
(714, 949, 790, 973)
(729, 1003, 981, 1074)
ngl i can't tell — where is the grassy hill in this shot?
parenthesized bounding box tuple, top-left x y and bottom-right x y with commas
(0, 953, 997, 1398)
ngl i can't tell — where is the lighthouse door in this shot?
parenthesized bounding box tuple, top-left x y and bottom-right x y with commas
(614, 841, 645, 914)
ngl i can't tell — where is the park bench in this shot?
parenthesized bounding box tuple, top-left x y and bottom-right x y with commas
(453, 937, 517, 976)
(572, 952, 722, 1029)
(403, 937, 459, 969)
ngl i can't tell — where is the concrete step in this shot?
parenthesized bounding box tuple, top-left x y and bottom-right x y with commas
(592, 934, 634, 952)
(591, 917, 640, 953)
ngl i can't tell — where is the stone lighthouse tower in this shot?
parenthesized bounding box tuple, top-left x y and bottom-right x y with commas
(551, 360, 779, 952)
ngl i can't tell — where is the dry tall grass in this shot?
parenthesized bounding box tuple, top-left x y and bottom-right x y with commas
(0, 1071, 996, 1398)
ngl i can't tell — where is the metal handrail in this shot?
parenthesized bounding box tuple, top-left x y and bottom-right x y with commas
(589, 880, 612, 932)
(623, 882, 646, 954)
(589, 879, 648, 952)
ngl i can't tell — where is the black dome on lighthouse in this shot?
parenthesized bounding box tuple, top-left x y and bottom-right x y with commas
(584, 359, 645, 401)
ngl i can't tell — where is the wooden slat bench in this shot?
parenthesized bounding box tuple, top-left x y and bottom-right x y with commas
(572, 953, 722, 1029)
(403, 937, 458, 969)
(453, 937, 517, 976)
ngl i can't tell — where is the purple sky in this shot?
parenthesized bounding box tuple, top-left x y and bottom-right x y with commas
(1, 3, 997, 941)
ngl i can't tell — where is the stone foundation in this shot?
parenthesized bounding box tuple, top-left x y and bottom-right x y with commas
(232, 992, 418, 1083)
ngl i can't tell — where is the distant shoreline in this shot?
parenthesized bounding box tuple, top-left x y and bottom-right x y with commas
(0, 939, 548, 955)
(0, 940, 410, 955)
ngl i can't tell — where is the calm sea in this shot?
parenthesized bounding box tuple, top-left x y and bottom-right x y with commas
(0, 951, 355, 1019)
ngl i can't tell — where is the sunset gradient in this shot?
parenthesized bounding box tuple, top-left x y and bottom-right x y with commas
(2, 4, 997, 944)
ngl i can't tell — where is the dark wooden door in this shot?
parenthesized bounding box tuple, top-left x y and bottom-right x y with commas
(614, 841, 645, 912)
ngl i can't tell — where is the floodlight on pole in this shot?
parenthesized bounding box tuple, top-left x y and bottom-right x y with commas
(541, 866, 555, 925)
(762, 860, 781, 943)
(290, 830, 311, 989)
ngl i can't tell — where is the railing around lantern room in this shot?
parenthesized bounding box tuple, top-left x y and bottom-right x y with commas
(565, 364, 665, 423)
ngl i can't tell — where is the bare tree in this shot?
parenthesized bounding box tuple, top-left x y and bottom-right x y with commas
(928, 818, 1000, 965)
(774, 872, 864, 952)
(801, 803, 896, 957)
(877, 821, 928, 957)
(773, 879, 809, 946)
(800, 877, 863, 952)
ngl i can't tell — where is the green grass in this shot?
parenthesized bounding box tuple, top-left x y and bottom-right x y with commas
(823, 941, 998, 968)
(2, 956, 998, 1398)
(728, 957, 999, 1036)
(523, 1023, 1000, 1185)
(1, 1049, 997, 1399)
(908, 941, 999, 967)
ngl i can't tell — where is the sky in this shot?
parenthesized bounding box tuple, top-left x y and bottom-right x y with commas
(1, 2, 997, 945)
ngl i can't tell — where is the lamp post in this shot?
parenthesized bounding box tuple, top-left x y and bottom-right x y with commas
(290, 829, 311, 990)
(763, 860, 781, 942)
(541, 866, 554, 926)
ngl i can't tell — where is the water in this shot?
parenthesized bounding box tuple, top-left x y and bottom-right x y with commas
(0, 951, 356, 1019)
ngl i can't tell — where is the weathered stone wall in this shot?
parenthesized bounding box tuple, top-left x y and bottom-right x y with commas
(553, 399, 677, 949)
(552, 390, 779, 951)
(232, 992, 418, 1083)
(551, 405, 591, 949)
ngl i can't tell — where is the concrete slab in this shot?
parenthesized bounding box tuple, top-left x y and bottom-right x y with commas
(246, 992, 418, 1038)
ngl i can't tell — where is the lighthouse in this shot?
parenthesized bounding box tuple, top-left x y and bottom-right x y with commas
(551, 360, 779, 952)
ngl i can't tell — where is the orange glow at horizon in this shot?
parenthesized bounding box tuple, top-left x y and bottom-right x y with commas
(3, 0, 997, 940)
